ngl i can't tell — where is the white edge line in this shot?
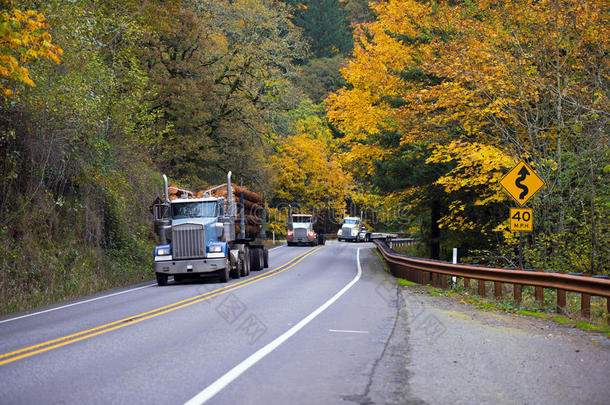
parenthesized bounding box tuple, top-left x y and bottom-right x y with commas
(184, 247, 363, 405)
(0, 283, 155, 324)
(268, 244, 285, 250)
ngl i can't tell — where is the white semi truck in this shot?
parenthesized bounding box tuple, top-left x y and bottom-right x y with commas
(286, 212, 326, 246)
(337, 216, 372, 242)
(151, 172, 268, 286)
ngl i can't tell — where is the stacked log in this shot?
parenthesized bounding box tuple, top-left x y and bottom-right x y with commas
(160, 182, 264, 239)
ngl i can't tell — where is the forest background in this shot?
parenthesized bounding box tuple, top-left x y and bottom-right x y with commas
(0, 0, 607, 314)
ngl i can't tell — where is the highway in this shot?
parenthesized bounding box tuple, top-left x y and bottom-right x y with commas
(0, 243, 402, 404)
(2, 242, 609, 405)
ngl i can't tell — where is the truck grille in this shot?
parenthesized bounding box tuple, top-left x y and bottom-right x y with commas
(172, 224, 205, 259)
(294, 228, 307, 238)
(342, 226, 352, 236)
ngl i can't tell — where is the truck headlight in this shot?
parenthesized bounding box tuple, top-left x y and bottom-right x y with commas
(157, 248, 170, 256)
(208, 245, 223, 253)
(337, 229, 342, 235)
(352, 228, 358, 236)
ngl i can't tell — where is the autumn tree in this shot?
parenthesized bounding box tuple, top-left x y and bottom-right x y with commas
(0, 6, 62, 97)
(327, 0, 609, 270)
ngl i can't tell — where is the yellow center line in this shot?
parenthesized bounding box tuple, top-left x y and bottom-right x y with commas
(0, 246, 323, 366)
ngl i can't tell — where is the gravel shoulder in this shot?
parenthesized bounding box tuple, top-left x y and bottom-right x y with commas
(369, 282, 610, 405)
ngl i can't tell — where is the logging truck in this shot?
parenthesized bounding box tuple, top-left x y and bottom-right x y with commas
(151, 172, 268, 286)
(286, 211, 326, 247)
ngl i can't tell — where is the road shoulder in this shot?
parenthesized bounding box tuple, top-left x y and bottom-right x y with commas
(400, 285, 610, 405)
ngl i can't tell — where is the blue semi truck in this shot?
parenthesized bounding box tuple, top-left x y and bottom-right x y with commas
(151, 172, 268, 286)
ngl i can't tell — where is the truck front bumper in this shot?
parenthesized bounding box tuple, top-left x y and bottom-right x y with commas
(154, 257, 226, 275)
(339, 235, 358, 241)
(288, 237, 316, 244)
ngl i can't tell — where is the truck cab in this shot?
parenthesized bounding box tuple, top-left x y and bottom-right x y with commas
(337, 216, 365, 242)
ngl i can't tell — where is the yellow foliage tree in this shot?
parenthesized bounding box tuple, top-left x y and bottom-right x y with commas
(0, 8, 62, 98)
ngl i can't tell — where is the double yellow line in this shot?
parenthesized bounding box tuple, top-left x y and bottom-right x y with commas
(0, 246, 323, 367)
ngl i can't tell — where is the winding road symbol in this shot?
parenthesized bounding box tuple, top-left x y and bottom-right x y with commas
(499, 160, 545, 206)
(515, 166, 530, 200)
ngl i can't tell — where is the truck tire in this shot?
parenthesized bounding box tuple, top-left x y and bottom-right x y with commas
(263, 247, 269, 268)
(156, 273, 168, 286)
(242, 248, 250, 276)
(218, 259, 230, 282)
(366, 233, 371, 242)
(230, 256, 241, 279)
(250, 248, 261, 271)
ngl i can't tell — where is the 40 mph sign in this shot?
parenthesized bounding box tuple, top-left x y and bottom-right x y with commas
(510, 208, 533, 232)
(500, 160, 545, 206)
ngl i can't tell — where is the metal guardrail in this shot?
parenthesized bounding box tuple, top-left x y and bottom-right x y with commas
(374, 240, 610, 319)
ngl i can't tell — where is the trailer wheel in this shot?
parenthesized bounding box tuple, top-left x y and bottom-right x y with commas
(218, 259, 230, 282)
(250, 248, 261, 271)
(263, 247, 269, 268)
(258, 248, 264, 270)
(156, 273, 168, 286)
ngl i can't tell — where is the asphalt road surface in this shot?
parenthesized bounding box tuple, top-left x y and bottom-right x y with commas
(1, 242, 608, 404)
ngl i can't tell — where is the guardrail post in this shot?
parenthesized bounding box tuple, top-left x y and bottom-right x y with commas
(478, 280, 486, 297)
(494, 282, 503, 300)
(431, 272, 438, 287)
(440, 274, 447, 289)
(581, 273, 591, 319)
(463, 278, 470, 289)
(535, 269, 544, 303)
(556, 289, 566, 313)
(513, 284, 522, 303)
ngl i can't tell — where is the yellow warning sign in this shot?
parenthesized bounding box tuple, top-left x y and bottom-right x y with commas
(510, 208, 533, 232)
(500, 160, 545, 206)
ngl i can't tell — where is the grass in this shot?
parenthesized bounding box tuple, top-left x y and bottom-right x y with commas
(397, 278, 418, 286)
(517, 310, 551, 318)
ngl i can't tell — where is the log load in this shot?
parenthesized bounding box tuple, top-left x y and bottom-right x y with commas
(156, 182, 265, 239)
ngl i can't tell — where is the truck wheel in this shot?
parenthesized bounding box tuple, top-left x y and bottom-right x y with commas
(156, 273, 168, 286)
(243, 248, 250, 276)
(257, 248, 264, 270)
(321, 235, 326, 245)
(366, 233, 371, 242)
(250, 248, 261, 271)
(218, 259, 230, 282)
(230, 256, 241, 279)
(263, 247, 269, 268)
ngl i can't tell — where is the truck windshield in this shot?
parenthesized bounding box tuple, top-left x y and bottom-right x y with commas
(343, 219, 358, 225)
(172, 202, 217, 219)
(292, 216, 311, 223)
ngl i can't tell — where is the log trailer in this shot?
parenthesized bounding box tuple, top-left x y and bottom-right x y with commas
(151, 171, 268, 286)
